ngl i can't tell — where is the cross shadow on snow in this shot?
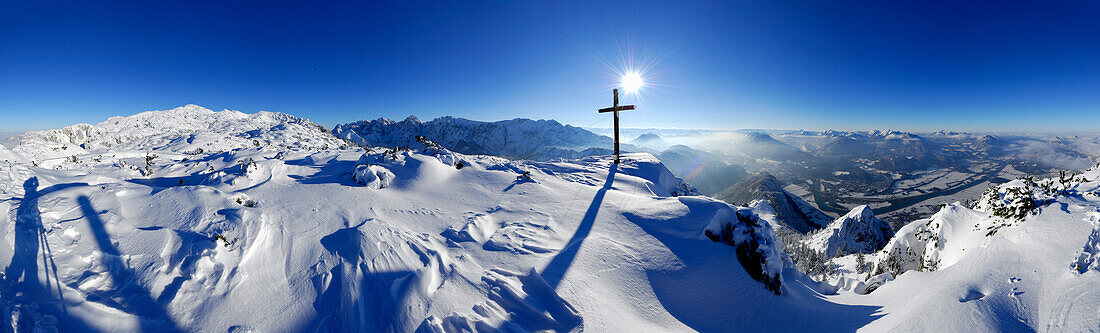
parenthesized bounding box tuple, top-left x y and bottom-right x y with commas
(539, 164, 616, 290)
(493, 164, 617, 332)
(77, 195, 182, 332)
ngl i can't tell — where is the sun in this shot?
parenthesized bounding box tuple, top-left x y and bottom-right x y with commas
(621, 71, 643, 93)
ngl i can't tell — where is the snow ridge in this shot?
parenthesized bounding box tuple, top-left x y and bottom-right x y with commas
(5, 104, 346, 164)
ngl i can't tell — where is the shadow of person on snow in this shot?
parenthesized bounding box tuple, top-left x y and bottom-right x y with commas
(76, 195, 182, 332)
(3, 177, 96, 331)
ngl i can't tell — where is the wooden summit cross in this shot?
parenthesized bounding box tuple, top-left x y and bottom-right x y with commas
(598, 88, 635, 164)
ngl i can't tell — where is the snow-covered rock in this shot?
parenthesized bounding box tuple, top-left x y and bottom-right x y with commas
(807, 205, 893, 257)
(353, 164, 396, 189)
(1071, 221, 1100, 274)
(869, 203, 985, 275)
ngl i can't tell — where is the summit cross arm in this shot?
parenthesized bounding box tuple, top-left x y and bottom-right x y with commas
(597, 88, 635, 164)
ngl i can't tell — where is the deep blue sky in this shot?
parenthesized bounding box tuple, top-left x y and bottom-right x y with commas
(2, 1, 1100, 132)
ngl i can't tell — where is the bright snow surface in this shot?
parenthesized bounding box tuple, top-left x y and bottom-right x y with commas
(1, 106, 1099, 332)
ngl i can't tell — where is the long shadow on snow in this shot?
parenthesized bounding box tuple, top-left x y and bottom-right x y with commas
(2, 178, 100, 331)
(77, 195, 182, 332)
(625, 210, 884, 331)
(287, 159, 360, 186)
(493, 164, 618, 332)
(125, 173, 214, 195)
(539, 165, 616, 289)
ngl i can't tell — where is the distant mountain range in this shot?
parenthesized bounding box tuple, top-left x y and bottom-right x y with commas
(333, 116, 614, 160)
(1, 104, 345, 164)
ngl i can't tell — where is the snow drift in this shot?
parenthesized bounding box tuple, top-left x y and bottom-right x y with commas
(0, 107, 827, 332)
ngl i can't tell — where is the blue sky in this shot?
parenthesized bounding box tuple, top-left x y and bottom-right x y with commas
(2, 1, 1099, 133)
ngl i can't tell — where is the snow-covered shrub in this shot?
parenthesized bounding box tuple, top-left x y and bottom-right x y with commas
(975, 177, 1045, 225)
(416, 135, 463, 168)
(353, 164, 395, 189)
(704, 209, 784, 295)
(977, 172, 1089, 226)
(237, 158, 257, 175)
(874, 246, 920, 277)
(854, 272, 894, 294)
(669, 181, 698, 197)
(143, 152, 158, 176)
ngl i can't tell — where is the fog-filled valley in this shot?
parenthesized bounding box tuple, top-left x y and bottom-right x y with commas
(592, 127, 1100, 229)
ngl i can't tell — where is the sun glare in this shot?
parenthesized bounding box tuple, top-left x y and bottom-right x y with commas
(621, 72, 643, 93)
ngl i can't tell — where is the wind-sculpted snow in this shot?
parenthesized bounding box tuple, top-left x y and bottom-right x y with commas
(5, 110, 1100, 332)
(1, 113, 842, 333)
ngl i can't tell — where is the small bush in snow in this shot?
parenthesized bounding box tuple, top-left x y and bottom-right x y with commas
(214, 234, 232, 247)
(976, 177, 1041, 224)
(143, 152, 158, 176)
(415, 135, 443, 150)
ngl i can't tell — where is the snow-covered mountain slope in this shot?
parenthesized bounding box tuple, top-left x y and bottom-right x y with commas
(3, 104, 347, 165)
(806, 205, 892, 256)
(714, 172, 830, 233)
(332, 116, 615, 161)
(831, 166, 1100, 331)
(6, 109, 1100, 332)
(630, 133, 671, 151)
(2, 114, 861, 333)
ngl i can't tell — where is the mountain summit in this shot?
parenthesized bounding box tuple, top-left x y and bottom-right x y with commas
(714, 172, 831, 233)
(807, 205, 893, 256)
